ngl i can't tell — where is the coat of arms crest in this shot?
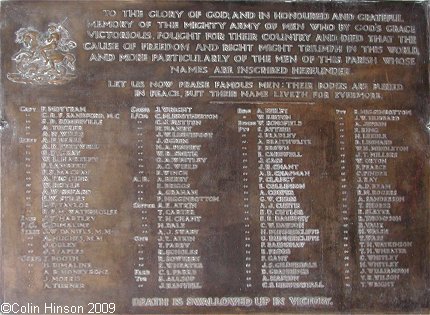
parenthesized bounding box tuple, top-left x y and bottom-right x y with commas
(7, 22, 77, 85)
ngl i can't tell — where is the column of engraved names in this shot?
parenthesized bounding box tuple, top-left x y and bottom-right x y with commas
(155, 106, 219, 289)
(353, 109, 412, 288)
(40, 106, 117, 289)
(257, 108, 323, 289)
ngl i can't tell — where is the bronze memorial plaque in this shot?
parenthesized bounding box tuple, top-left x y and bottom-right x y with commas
(0, 0, 429, 314)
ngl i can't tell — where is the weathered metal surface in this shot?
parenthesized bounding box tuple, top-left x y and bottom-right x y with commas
(0, 0, 429, 314)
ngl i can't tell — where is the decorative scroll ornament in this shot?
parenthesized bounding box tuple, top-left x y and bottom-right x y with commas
(7, 22, 77, 85)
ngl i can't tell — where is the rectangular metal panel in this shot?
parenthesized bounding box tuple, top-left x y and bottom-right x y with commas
(0, 0, 429, 313)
